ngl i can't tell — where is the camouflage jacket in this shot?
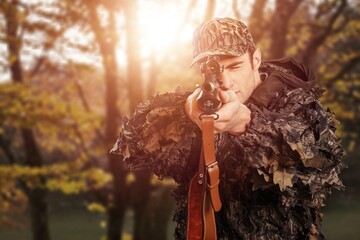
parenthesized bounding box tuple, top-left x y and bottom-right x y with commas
(111, 58, 345, 240)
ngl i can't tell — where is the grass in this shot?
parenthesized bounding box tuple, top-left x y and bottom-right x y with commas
(322, 196, 360, 240)
(1, 193, 359, 240)
(0, 192, 169, 240)
(0, 201, 106, 240)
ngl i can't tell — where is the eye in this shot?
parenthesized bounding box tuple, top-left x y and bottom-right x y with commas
(225, 61, 243, 70)
(229, 65, 241, 70)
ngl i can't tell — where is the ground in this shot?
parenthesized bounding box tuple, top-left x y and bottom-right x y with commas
(0, 192, 359, 240)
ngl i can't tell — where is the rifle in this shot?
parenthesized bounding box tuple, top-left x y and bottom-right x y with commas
(187, 56, 223, 240)
(196, 56, 223, 115)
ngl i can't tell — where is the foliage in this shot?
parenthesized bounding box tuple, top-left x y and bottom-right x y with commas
(0, 1, 109, 232)
(0, 74, 109, 226)
(0, 0, 359, 238)
(0, 180, 27, 230)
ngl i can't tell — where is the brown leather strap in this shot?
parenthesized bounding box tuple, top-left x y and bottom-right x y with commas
(203, 189, 217, 240)
(201, 116, 222, 212)
(187, 173, 204, 240)
(187, 115, 222, 240)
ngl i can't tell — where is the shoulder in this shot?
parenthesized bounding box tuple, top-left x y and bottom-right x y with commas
(111, 91, 200, 181)
(130, 91, 192, 125)
(123, 91, 197, 152)
(260, 57, 316, 84)
(250, 58, 317, 108)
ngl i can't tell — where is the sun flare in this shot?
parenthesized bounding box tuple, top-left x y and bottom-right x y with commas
(115, 0, 250, 65)
(137, 1, 193, 58)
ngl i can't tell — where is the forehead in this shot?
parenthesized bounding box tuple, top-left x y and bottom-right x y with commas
(219, 53, 250, 65)
(196, 53, 249, 67)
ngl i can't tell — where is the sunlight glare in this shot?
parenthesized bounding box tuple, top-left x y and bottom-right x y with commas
(137, 0, 191, 59)
(115, 0, 257, 66)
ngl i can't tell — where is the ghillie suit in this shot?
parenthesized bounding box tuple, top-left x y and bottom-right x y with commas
(111, 58, 345, 239)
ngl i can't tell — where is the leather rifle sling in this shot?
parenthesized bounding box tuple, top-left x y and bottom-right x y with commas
(187, 149, 205, 240)
(187, 115, 222, 240)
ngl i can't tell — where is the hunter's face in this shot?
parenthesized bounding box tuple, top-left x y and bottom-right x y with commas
(217, 50, 261, 103)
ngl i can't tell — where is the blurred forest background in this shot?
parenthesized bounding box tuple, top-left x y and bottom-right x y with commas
(0, 0, 359, 240)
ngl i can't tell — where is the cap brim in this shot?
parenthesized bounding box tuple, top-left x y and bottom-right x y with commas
(189, 49, 240, 68)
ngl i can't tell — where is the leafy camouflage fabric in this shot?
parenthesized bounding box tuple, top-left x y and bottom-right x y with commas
(111, 58, 345, 240)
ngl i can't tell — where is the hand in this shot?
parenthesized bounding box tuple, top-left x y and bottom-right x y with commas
(185, 88, 251, 135)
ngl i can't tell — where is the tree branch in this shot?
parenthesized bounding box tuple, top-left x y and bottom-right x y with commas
(301, 0, 347, 65)
(314, 0, 338, 21)
(73, 75, 106, 144)
(325, 55, 360, 89)
(249, 0, 268, 42)
(331, 13, 350, 34)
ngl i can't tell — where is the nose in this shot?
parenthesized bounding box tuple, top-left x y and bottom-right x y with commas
(219, 71, 232, 90)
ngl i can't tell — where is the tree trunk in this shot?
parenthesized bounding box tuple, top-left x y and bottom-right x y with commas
(232, 0, 241, 20)
(269, 0, 303, 59)
(27, 187, 50, 240)
(204, 0, 216, 22)
(124, 0, 143, 111)
(131, 171, 152, 240)
(301, 0, 347, 66)
(102, 13, 127, 240)
(107, 153, 128, 240)
(248, 0, 268, 43)
(146, 57, 159, 98)
(124, 1, 155, 239)
(22, 129, 50, 240)
(4, 2, 51, 240)
(86, 4, 128, 239)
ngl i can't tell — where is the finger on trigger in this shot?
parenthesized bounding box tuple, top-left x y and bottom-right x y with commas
(220, 90, 237, 103)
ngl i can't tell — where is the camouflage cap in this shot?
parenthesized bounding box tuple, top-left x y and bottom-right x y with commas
(191, 18, 256, 66)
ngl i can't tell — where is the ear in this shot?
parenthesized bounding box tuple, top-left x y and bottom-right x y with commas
(252, 48, 262, 71)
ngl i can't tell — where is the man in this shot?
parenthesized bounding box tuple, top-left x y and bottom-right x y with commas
(111, 18, 345, 239)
